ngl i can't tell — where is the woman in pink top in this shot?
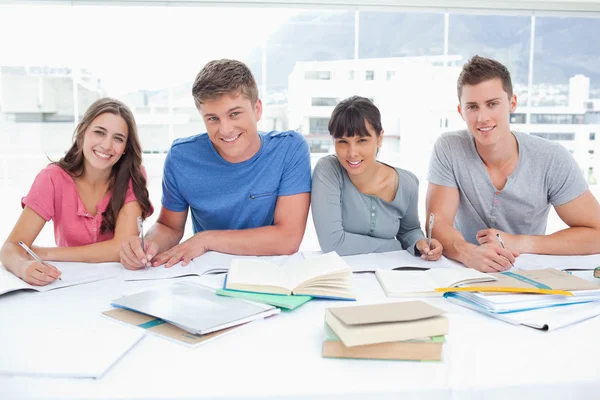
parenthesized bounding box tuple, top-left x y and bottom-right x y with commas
(0, 98, 153, 285)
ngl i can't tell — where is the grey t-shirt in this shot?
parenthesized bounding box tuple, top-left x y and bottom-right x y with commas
(311, 155, 425, 256)
(427, 129, 588, 244)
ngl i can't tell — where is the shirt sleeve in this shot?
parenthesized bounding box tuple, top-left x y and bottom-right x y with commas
(161, 145, 189, 212)
(123, 167, 154, 217)
(395, 173, 426, 256)
(427, 135, 458, 188)
(547, 143, 589, 206)
(311, 157, 403, 256)
(278, 132, 312, 196)
(21, 167, 56, 221)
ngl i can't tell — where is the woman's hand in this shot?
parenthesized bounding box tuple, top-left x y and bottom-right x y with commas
(18, 260, 62, 286)
(416, 238, 443, 261)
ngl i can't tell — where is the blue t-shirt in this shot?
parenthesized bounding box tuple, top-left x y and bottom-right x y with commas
(162, 130, 311, 233)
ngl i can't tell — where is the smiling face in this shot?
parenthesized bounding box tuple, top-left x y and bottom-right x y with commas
(458, 77, 517, 148)
(198, 92, 263, 163)
(81, 112, 128, 173)
(334, 120, 383, 177)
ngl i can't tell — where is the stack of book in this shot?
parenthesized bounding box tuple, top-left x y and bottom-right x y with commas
(444, 268, 600, 330)
(322, 301, 449, 361)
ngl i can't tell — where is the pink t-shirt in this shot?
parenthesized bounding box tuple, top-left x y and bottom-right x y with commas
(22, 164, 153, 247)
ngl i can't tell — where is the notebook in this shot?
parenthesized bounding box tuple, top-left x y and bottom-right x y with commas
(103, 308, 240, 347)
(215, 288, 312, 310)
(123, 251, 297, 281)
(0, 262, 121, 296)
(447, 295, 600, 331)
(375, 267, 496, 297)
(322, 323, 444, 361)
(0, 321, 144, 379)
(111, 282, 279, 335)
(324, 301, 449, 347)
(438, 268, 600, 296)
(224, 251, 355, 300)
(303, 250, 461, 273)
(514, 253, 600, 271)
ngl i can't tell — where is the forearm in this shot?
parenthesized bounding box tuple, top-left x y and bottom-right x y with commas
(35, 238, 125, 263)
(0, 242, 30, 276)
(146, 222, 185, 254)
(317, 228, 403, 256)
(200, 225, 303, 256)
(433, 223, 475, 264)
(519, 227, 600, 255)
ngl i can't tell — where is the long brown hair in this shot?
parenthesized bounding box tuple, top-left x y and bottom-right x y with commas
(55, 98, 151, 234)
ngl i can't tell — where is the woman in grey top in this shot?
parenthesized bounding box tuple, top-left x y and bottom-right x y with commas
(311, 96, 443, 258)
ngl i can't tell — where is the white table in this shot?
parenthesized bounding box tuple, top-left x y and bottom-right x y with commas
(1, 267, 600, 400)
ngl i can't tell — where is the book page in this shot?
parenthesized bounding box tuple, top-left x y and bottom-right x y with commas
(375, 269, 439, 296)
(290, 252, 351, 288)
(514, 253, 600, 271)
(0, 262, 121, 295)
(124, 252, 293, 281)
(226, 259, 293, 292)
(307, 250, 461, 273)
(430, 268, 496, 288)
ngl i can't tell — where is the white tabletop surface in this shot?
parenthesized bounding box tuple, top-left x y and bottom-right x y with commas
(1, 264, 600, 400)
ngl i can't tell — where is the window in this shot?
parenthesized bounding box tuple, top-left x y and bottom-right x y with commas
(510, 113, 527, 124)
(386, 71, 396, 80)
(309, 117, 330, 134)
(530, 132, 575, 141)
(348, 70, 355, 80)
(304, 71, 332, 80)
(311, 97, 339, 106)
(365, 70, 375, 80)
(530, 114, 583, 124)
(591, 133, 596, 141)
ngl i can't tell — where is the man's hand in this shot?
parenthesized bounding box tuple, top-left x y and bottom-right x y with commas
(120, 236, 160, 270)
(476, 228, 522, 251)
(416, 239, 443, 261)
(151, 233, 209, 268)
(461, 242, 519, 272)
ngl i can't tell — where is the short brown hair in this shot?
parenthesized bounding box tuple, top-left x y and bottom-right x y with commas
(192, 59, 258, 106)
(457, 55, 513, 101)
(328, 96, 383, 138)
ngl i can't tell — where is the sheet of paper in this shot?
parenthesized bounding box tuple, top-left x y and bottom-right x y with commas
(514, 253, 600, 271)
(0, 262, 121, 296)
(304, 250, 461, 272)
(123, 251, 295, 281)
(0, 321, 145, 378)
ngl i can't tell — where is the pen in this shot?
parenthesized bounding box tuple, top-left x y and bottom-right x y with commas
(18, 240, 62, 280)
(137, 216, 145, 252)
(496, 233, 514, 268)
(427, 213, 435, 248)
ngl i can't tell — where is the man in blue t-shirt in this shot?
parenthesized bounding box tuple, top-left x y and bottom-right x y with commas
(120, 59, 311, 269)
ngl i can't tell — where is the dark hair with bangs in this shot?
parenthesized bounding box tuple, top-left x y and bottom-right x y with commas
(328, 96, 383, 139)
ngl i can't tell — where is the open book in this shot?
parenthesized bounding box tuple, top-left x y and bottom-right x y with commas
(376, 267, 497, 297)
(224, 252, 355, 300)
(123, 251, 298, 281)
(303, 250, 461, 273)
(0, 262, 122, 296)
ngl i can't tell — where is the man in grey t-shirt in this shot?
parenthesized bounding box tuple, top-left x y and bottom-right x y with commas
(427, 55, 600, 272)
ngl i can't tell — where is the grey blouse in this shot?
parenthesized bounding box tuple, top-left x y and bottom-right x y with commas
(311, 155, 426, 256)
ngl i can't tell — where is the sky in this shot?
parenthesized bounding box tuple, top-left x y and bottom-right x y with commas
(0, 4, 300, 94)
